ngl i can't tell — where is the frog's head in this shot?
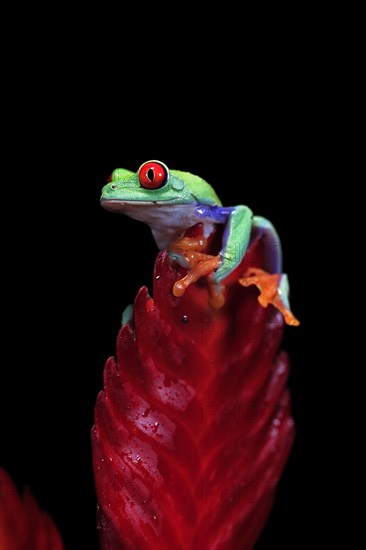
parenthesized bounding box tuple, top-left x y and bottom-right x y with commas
(100, 160, 222, 212)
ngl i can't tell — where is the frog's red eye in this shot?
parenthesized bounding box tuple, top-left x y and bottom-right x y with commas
(106, 174, 113, 183)
(138, 161, 169, 189)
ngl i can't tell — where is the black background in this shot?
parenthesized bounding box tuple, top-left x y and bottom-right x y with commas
(1, 123, 323, 549)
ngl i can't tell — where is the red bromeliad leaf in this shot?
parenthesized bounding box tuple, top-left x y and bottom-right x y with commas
(0, 468, 64, 550)
(92, 234, 295, 550)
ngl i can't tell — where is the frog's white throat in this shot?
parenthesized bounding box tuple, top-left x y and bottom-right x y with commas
(101, 200, 213, 250)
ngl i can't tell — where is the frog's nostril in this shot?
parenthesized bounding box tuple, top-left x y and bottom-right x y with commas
(111, 184, 117, 190)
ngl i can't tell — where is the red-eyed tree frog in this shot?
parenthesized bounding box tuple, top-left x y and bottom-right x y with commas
(101, 160, 299, 326)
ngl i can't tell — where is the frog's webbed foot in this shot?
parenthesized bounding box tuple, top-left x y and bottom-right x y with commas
(169, 236, 225, 308)
(239, 268, 300, 326)
(173, 256, 224, 308)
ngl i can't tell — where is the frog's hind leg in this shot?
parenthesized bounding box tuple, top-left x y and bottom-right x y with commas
(239, 216, 300, 326)
(250, 216, 283, 272)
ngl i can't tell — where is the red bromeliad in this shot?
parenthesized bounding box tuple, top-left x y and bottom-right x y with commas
(92, 231, 295, 549)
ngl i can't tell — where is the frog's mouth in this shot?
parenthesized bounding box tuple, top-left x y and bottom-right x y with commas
(101, 199, 165, 212)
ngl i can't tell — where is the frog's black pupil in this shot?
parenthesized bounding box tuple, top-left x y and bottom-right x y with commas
(147, 168, 154, 181)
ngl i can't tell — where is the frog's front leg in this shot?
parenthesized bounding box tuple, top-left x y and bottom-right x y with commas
(169, 236, 224, 308)
(211, 205, 254, 283)
(169, 205, 252, 308)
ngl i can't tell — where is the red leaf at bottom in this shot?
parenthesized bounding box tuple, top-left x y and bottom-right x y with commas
(92, 235, 295, 549)
(0, 468, 64, 550)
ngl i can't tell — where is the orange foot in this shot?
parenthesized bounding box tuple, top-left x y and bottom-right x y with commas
(238, 268, 300, 326)
(169, 237, 225, 309)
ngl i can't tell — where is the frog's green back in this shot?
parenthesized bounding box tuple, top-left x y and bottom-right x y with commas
(170, 169, 222, 206)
